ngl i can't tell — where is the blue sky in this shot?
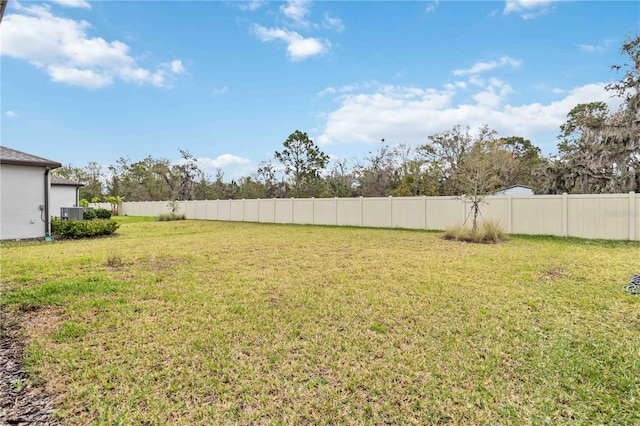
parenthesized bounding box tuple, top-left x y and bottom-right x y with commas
(2, 0, 639, 180)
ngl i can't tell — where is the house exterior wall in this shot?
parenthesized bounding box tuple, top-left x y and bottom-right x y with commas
(0, 164, 48, 240)
(50, 185, 79, 218)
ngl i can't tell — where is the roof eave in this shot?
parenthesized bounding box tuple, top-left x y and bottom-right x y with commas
(0, 159, 63, 169)
(52, 182, 85, 187)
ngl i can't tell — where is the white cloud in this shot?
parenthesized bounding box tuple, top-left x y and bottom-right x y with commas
(317, 85, 457, 146)
(425, 1, 440, 13)
(195, 155, 255, 180)
(197, 154, 251, 169)
(577, 44, 597, 53)
(317, 81, 622, 154)
(249, 1, 341, 61)
(50, 0, 91, 9)
(471, 78, 513, 108)
(238, 1, 265, 12)
(280, 0, 312, 27)
(169, 60, 185, 74)
(213, 86, 229, 96)
(577, 38, 616, 53)
(48, 65, 113, 88)
(503, 0, 560, 19)
(322, 13, 345, 32)
(453, 56, 522, 76)
(0, 4, 185, 89)
(317, 83, 363, 97)
(6, 110, 18, 118)
(252, 24, 329, 61)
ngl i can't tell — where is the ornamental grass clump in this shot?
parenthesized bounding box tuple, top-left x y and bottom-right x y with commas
(156, 213, 186, 221)
(443, 219, 507, 243)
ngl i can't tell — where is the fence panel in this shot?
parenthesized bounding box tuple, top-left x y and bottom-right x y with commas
(511, 196, 563, 236)
(184, 201, 196, 218)
(568, 194, 630, 240)
(337, 198, 362, 226)
(216, 200, 230, 221)
(203, 201, 217, 220)
(226, 200, 241, 221)
(361, 198, 391, 228)
(314, 199, 337, 226)
(391, 197, 425, 229)
(424, 197, 462, 230)
(243, 199, 259, 222)
(273, 199, 292, 223)
(293, 199, 314, 224)
(481, 196, 509, 229)
(194, 201, 207, 220)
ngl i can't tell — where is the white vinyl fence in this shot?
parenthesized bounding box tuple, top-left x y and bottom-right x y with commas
(118, 193, 639, 241)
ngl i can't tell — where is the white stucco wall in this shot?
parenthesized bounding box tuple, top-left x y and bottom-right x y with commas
(0, 164, 48, 240)
(50, 185, 79, 218)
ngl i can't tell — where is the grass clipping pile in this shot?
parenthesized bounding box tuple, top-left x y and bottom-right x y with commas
(442, 219, 508, 243)
(1, 308, 60, 426)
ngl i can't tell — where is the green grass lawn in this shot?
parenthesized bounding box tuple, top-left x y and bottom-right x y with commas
(1, 217, 639, 425)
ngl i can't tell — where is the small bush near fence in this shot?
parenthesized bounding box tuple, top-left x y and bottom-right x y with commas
(52, 218, 120, 240)
(156, 213, 186, 221)
(94, 208, 113, 219)
(83, 208, 112, 221)
(83, 209, 97, 220)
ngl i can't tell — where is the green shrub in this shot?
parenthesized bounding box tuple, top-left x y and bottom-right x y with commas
(83, 209, 97, 220)
(51, 218, 120, 240)
(156, 213, 186, 221)
(94, 208, 113, 219)
(443, 220, 507, 243)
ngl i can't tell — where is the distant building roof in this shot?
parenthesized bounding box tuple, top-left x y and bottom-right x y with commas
(492, 185, 534, 196)
(0, 146, 62, 169)
(51, 176, 85, 187)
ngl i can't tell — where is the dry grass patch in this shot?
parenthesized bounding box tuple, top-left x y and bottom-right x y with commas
(443, 219, 508, 243)
(1, 217, 639, 425)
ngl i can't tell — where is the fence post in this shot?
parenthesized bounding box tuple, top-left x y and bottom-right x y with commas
(562, 193, 568, 237)
(507, 195, 513, 234)
(630, 191, 636, 241)
(360, 197, 364, 227)
(389, 196, 393, 228)
(335, 197, 338, 226)
(423, 196, 427, 230)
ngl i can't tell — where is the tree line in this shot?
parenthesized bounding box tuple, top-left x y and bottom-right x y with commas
(55, 35, 639, 203)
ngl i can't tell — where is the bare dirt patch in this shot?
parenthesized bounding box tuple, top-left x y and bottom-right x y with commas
(539, 266, 572, 281)
(1, 307, 60, 426)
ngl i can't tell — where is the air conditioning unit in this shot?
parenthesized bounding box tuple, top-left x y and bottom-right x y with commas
(60, 207, 84, 220)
